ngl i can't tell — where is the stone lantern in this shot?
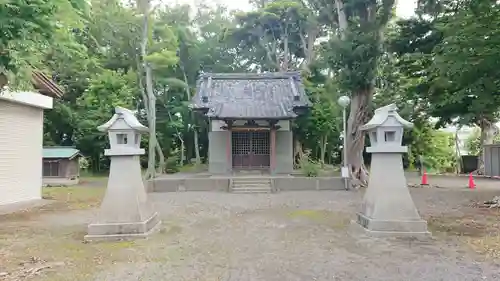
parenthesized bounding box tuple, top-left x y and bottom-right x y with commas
(355, 104, 429, 237)
(85, 107, 160, 241)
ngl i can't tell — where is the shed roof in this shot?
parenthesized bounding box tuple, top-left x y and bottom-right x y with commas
(43, 147, 82, 159)
(192, 72, 311, 119)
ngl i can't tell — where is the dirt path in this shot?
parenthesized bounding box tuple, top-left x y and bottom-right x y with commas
(2, 188, 500, 281)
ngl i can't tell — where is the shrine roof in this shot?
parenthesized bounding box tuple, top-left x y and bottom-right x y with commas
(192, 72, 311, 119)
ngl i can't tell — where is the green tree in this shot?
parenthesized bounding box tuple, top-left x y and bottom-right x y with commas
(75, 69, 138, 171)
(0, 0, 56, 75)
(431, 1, 500, 173)
(466, 128, 500, 157)
(226, 0, 324, 72)
(325, 0, 397, 186)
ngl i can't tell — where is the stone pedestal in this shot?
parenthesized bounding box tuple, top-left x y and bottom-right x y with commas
(355, 103, 429, 238)
(356, 153, 429, 237)
(84, 107, 160, 241)
(85, 156, 160, 241)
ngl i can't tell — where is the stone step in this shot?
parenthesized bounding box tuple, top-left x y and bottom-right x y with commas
(231, 179, 271, 184)
(232, 183, 271, 188)
(233, 177, 271, 182)
(231, 178, 272, 193)
(231, 187, 272, 194)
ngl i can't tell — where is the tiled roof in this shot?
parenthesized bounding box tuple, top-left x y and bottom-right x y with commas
(43, 147, 82, 159)
(192, 72, 311, 119)
(32, 70, 64, 98)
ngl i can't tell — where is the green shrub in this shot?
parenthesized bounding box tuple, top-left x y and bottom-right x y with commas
(165, 148, 181, 173)
(299, 150, 320, 177)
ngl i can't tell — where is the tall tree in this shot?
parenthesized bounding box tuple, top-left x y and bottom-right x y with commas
(431, 1, 500, 173)
(326, 0, 396, 186)
(226, 0, 325, 72)
(136, 0, 178, 178)
(391, 0, 500, 174)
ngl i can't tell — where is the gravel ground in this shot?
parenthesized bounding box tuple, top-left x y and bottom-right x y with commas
(90, 189, 500, 281)
(3, 183, 500, 281)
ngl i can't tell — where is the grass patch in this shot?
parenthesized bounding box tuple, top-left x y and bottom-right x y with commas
(42, 186, 105, 210)
(465, 235, 500, 259)
(179, 163, 208, 173)
(1, 227, 145, 281)
(427, 209, 500, 260)
(1, 221, 185, 280)
(287, 209, 350, 228)
(79, 171, 108, 178)
(0, 186, 105, 222)
(427, 216, 489, 237)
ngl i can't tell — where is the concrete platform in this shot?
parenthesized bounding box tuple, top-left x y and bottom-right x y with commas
(147, 175, 346, 193)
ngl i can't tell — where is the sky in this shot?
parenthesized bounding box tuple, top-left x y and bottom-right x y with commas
(171, 0, 418, 19)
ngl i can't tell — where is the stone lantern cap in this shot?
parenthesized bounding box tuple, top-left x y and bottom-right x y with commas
(98, 106, 148, 132)
(360, 103, 413, 131)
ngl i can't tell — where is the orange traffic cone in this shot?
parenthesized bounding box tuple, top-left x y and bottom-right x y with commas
(421, 169, 429, 186)
(468, 173, 476, 189)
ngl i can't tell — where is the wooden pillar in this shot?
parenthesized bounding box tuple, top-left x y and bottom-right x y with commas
(226, 129, 232, 173)
(270, 128, 276, 174)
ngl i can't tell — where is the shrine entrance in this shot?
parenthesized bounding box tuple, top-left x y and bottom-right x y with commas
(231, 131, 270, 169)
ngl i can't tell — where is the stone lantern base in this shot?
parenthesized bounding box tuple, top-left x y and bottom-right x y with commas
(84, 156, 161, 242)
(354, 153, 430, 238)
(354, 213, 430, 238)
(85, 212, 160, 242)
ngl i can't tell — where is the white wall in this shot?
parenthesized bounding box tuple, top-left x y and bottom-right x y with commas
(0, 92, 52, 205)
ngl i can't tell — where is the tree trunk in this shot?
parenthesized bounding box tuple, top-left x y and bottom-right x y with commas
(136, 56, 165, 174)
(138, 2, 158, 180)
(181, 69, 201, 164)
(179, 137, 185, 165)
(145, 62, 157, 179)
(319, 134, 327, 167)
(476, 118, 497, 175)
(299, 28, 318, 73)
(193, 129, 200, 164)
(294, 139, 304, 169)
(282, 32, 289, 71)
(155, 143, 165, 173)
(334, 0, 348, 40)
(347, 87, 373, 187)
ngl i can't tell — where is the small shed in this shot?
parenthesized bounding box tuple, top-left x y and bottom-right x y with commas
(483, 144, 500, 177)
(42, 147, 83, 186)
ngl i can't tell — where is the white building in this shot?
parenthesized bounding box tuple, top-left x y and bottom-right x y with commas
(0, 91, 53, 205)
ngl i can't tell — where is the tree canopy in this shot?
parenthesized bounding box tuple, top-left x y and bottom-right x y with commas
(2, 0, 499, 178)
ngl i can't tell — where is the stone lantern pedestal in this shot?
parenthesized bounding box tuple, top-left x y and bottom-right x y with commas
(355, 104, 429, 237)
(84, 107, 160, 241)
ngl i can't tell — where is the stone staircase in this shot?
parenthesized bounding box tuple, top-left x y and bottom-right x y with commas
(230, 178, 273, 194)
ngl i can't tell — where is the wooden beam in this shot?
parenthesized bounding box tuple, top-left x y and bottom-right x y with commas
(32, 70, 64, 98)
(230, 127, 271, 132)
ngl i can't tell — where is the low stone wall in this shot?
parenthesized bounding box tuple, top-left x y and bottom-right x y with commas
(272, 177, 346, 191)
(147, 177, 231, 193)
(147, 176, 346, 193)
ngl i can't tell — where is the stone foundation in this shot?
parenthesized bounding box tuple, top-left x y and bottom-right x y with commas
(354, 213, 430, 238)
(147, 176, 346, 193)
(84, 211, 161, 242)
